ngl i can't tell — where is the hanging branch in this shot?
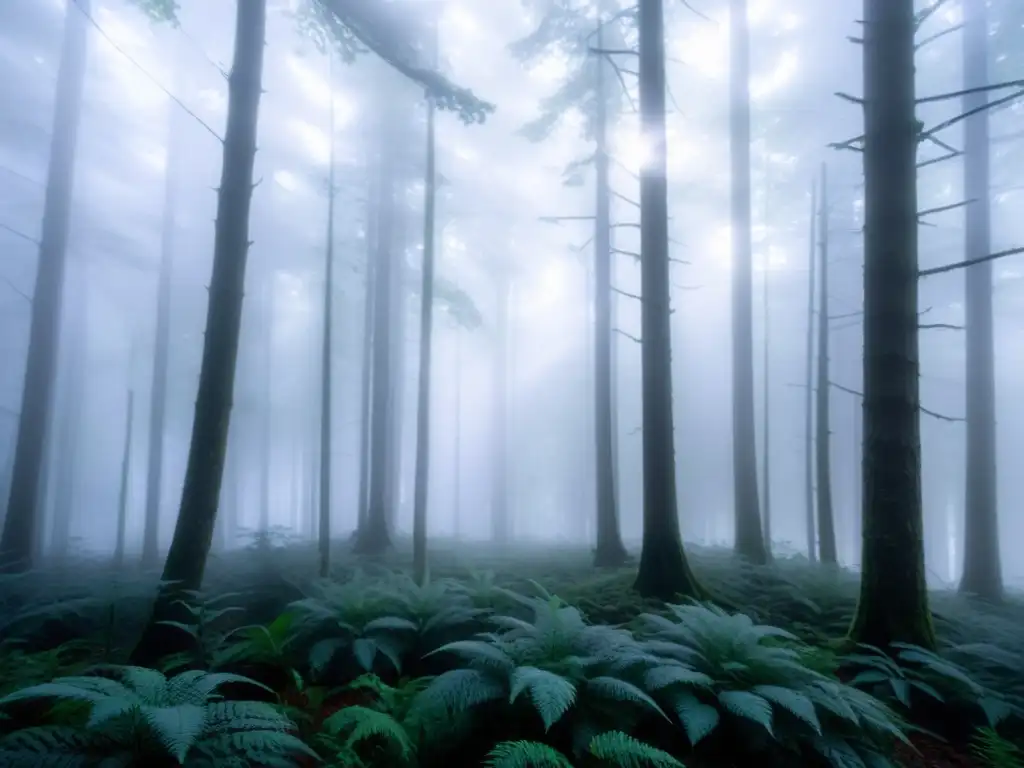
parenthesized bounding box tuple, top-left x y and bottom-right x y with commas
(916, 22, 963, 51)
(921, 88, 1024, 139)
(917, 80, 1024, 105)
(919, 245, 1024, 277)
(829, 381, 963, 422)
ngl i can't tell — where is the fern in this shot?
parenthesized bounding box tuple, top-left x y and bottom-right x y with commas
(0, 666, 315, 766)
(485, 731, 685, 768)
(970, 726, 1023, 768)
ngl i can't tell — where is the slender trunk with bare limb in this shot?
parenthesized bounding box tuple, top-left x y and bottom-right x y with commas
(804, 179, 818, 563)
(593, 16, 627, 567)
(959, 0, 1002, 602)
(816, 163, 838, 564)
(633, 0, 703, 600)
(452, 325, 462, 537)
(259, 274, 274, 534)
(847, 0, 935, 650)
(491, 270, 511, 543)
(0, 0, 89, 571)
(131, 0, 268, 663)
(762, 240, 772, 559)
(356, 178, 377, 532)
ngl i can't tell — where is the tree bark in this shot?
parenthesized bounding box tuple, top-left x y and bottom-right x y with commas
(113, 391, 134, 570)
(259, 272, 274, 534)
(633, 0, 704, 600)
(958, 0, 1002, 602)
(130, 0, 267, 665)
(0, 0, 89, 572)
(142, 72, 182, 569)
(490, 270, 511, 543)
(847, 0, 935, 650)
(593, 17, 627, 567)
(318, 50, 337, 578)
(761, 234, 772, 559)
(356, 174, 377, 532)
(816, 163, 838, 565)
(728, 0, 766, 565)
(413, 25, 439, 584)
(804, 180, 818, 563)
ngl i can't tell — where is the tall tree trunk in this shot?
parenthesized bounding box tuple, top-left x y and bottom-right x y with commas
(48, 268, 86, 560)
(130, 0, 267, 664)
(761, 239, 772, 559)
(142, 79, 182, 569)
(0, 0, 89, 572)
(633, 0, 703, 600)
(385, 209, 409, 533)
(318, 51, 337, 578)
(959, 0, 1001, 602)
(851, 389, 862, 567)
(413, 27, 439, 584)
(593, 17, 628, 566)
(847, 0, 935, 650)
(816, 163, 838, 564)
(491, 270, 510, 543)
(356, 177, 377, 532)
(259, 274, 274, 534)
(113, 390, 134, 570)
(452, 324, 463, 537)
(804, 180, 818, 563)
(728, 0, 766, 564)
(355, 104, 397, 555)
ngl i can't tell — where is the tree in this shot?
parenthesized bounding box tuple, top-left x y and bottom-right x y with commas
(958, 0, 1002, 602)
(113, 391, 135, 570)
(728, 0, 767, 565)
(815, 163, 837, 565)
(318, 49, 339, 579)
(803, 179, 817, 564)
(0, 0, 90, 572)
(413, 14, 440, 585)
(131, 0, 269, 664)
(633, 0, 704, 601)
(847, 0, 935, 650)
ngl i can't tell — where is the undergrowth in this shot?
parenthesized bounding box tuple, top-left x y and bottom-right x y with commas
(0, 541, 1020, 766)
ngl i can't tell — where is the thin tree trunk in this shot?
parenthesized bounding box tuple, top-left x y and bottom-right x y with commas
(804, 180, 818, 563)
(130, 0, 267, 664)
(847, 0, 935, 650)
(452, 324, 462, 537)
(816, 163, 838, 564)
(593, 17, 627, 566)
(728, 0, 766, 564)
(259, 273, 274, 534)
(355, 102, 397, 555)
(491, 270, 510, 543)
(413, 23, 439, 584)
(0, 0, 89, 572)
(959, 0, 1002, 601)
(318, 50, 337, 578)
(142, 75, 182, 569)
(113, 391, 135, 570)
(761, 238, 772, 559)
(356, 178, 377, 532)
(633, 0, 704, 600)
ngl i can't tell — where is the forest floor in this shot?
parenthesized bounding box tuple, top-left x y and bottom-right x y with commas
(0, 537, 1021, 767)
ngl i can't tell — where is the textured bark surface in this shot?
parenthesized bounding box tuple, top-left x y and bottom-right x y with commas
(847, 0, 935, 650)
(131, 0, 267, 665)
(815, 164, 837, 565)
(959, 0, 1002, 602)
(804, 181, 818, 564)
(633, 0, 703, 601)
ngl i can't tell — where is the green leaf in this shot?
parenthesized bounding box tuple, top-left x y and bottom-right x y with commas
(718, 690, 774, 735)
(588, 731, 686, 767)
(752, 685, 821, 735)
(485, 740, 573, 768)
(352, 638, 378, 671)
(670, 692, 720, 745)
(509, 667, 577, 731)
(144, 703, 206, 763)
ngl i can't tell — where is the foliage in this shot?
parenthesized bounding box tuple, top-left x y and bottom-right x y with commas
(125, 0, 180, 26)
(970, 726, 1023, 768)
(486, 730, 684, 768)
(0, 666, 313, 766)
(637, 602, 909, 766)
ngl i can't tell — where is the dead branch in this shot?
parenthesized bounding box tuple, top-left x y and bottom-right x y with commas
(612, 285, 642, 301)
(614, 327, 642, 343)
(835, 92, 864, 105)
(915, 22, 963, 51)
(600, 53, 639, 113)
(917, 80, 1024, 105)
(830, 380, 962, 422)
(612, 247, 641, 259)
(539, 215, 594, 224)
(612, 189, 640, 208)
(829, 135, 865, 153)
(917, 151, 960, 170)
(590, 47, 638, 57)
(919, 245, 1024, 277)
(918, 199, 973, 222)
(829, 310, 863, 321)
(914, 0, 956, 31)
(919, 323, 963, 330)
(922, 88, 1024, 139)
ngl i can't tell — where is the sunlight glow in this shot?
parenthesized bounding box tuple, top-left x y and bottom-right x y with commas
(706, 223, 732, 269)
(444, 6, 479, 37)
(751, 50, 798, 100)
(288, 119, 331, 165)
(673, 28, 727, 79)
(517, 259, 569, 317)
(529, 54, 570, 84)
(274, 170, 301, 192)
(613, 126, 652, 174)
(134, 145, 166, 174)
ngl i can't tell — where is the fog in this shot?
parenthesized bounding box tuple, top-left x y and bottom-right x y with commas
(1, 0, 1022, 585)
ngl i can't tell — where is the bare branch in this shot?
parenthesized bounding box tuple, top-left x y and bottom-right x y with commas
(612, 285, 642, 301)
(611, 190, 640, 208)
(590, 47, 638, 57)
(919, 323, 963, 330)
(922, 88, 1024, 139)
(828, 310, 863, 321)
(919, 246, 1024, 277)
(918, 199, 973, 222)
(612, 247, 641, 259)
(539, 215, 594, 224)
(601, 53, 639, 113)
(829, 135, 865, 152)
(835, 91, 864, 105)
(830, 381, 962, 422)
(0, 222, 39, 245)
(915, 0, 956, 31)
(915, 22, 963, 51)
(917, 80, 1024, 105)
(614, 327, 642, 343)
(917, 151, 960, 170)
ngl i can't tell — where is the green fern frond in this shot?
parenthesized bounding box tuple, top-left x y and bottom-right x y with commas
(970, 726, 1023, 768)
(588, 731, 685, 767)
(485, 739, 574, 768)
(509, 666, 577, 730)
(323, 704, 415, 759)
